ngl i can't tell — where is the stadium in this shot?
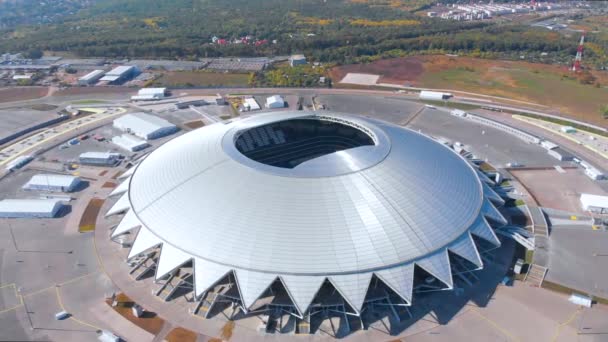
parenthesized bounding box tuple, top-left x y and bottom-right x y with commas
(106, 111, 507, 333)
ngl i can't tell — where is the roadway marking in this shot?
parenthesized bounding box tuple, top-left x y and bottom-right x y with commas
(0, 283, 24, 315)
(0, 107, 127, 167)
(554, 165, 565, 173)
(551, 307, 581, 342)
(471, 308, 521, 342)
(55, 286, 102, 331)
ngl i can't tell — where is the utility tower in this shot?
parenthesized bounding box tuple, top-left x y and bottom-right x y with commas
(572, 32, 586, 72)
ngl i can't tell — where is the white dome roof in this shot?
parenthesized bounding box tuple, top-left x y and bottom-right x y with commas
(107, 111, 506, 314)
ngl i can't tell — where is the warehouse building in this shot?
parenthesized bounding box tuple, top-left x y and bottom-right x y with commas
(100, 65, 138, 84)
(23, 174, 81, 192)
(265, 95, 285, 109)
(130, 88, 167, 101)
(0, 199, 64, 218)
(113, 113, 178, 140)
(79, 152, 122, 166)
(112, 134, 150, 152)
(106, 111, 507, 333)
(78, 70, 105, 86)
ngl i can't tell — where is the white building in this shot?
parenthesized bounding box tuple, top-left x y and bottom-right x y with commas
(23, 174, 81, 192)
(289, 54, 307, 67)
(6, 155, 33, 171)
(131, 88, 167, 101)
(12, 74, 32, 81)
(100, 65, 138, 84)
(561, 126, 576, 134)
(580, 193, 608, 213)
(78, 70, 105, 86)
(112, 134, 150, 152)
(113, 113, 178, 140)
(265, 95, 285, 109)
(242, 98, 261, 111)
(419, 91, 453, 101)
(0, 199, 64, 218)
(79, 152, 122, 166)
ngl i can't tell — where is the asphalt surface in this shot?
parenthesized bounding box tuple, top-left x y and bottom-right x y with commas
(1, 88, 608, 341)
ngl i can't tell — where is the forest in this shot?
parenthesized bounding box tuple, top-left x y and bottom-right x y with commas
(0, 0, 606, 69)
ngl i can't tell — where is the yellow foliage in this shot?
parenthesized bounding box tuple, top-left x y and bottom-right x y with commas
(297, 16, 334, 26)
(347, 0, 432, 11)
(349, 19, 420, 27)
(143, 17, 164, 30)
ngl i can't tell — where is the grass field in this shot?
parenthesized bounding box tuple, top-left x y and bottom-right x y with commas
(155, 71, 250, 87)
(331, 55, 608, 125)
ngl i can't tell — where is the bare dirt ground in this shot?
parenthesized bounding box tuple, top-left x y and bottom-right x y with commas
(331, 55, 608, 125)
(329, 56, 425, 85)
(0, 87, 49, 103)
(52, 86, 134, 97)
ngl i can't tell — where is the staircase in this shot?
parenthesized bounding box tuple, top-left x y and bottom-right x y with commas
(524, 264, 548, 287)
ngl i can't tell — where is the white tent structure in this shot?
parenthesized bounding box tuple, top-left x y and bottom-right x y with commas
(23, 174, 81, 192)
(106, 111, 505, 326)
(0, 199, 64, 218)
(113, 113, 178, 140)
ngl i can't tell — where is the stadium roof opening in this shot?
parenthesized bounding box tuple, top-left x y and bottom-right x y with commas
(234, 117, 375, 169)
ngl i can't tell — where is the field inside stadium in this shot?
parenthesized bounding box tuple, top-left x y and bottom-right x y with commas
(331, 55, 608, 125)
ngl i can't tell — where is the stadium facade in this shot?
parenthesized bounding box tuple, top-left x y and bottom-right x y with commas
(106, 111, 506, 329)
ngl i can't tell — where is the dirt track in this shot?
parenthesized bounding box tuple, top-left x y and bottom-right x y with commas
(0, 86, 49, 103)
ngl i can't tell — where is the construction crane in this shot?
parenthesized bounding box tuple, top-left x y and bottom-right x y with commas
(571, 31, 586, 72)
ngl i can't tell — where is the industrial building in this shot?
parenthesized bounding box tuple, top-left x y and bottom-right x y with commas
(265, 95, 285, 109)
(78, 70, 105, 86)
(0, 199, 64, 218)
(23, 174, 81, 192)
(130, 88, 167, 101)
(289, 54, 307, 67)
(113, 113, 178, 140)
(106, 111, 506, 332)
(112, 134, 150, 152)
(79, 152, 122, 166)
(100, 65, 138, 84)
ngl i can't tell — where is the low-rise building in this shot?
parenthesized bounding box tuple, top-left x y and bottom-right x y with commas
(131, 88, 167, 101)
(100, 65, 138, 84)
(6, 155, 33, 171)
(580, 193, 608, 214)
(23, 174, 81, 192)
(112, 134, 150, 152)
(79, 152, 122, 166)
(265, 95, 285, 109)
(78, 70, 105, 85)
(289, 54, 307, 67)
(0, 199, 64, 218)
(113, 112, 178, 140)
